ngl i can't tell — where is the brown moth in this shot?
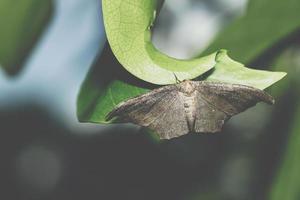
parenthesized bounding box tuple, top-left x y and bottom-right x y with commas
(106, 80, 274, 139)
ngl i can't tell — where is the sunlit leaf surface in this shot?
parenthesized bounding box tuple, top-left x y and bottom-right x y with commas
(102, 0, 217, 84)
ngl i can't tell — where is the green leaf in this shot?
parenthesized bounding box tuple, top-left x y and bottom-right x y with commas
(202, 0, 300, 64)
(77, 0, 288, 124)
(102, 0, 217, 85)
(0, 0, 53, 75)
(204, 50, 286, 90)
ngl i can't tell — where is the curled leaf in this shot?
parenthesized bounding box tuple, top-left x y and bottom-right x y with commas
(102, 0, 218, 84)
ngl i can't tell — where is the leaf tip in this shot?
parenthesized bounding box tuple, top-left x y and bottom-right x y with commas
(278, 71, 287, 79)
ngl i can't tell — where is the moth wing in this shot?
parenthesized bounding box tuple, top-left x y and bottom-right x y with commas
(193, 92, 229, 133)
(106, 85, 176, 124)
(146, 95, 189, 139)
(106, 85, 189, 139)
(193, 81, 274, 133)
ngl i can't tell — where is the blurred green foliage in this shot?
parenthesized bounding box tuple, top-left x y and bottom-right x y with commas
(268, 47, 300, 200)
(203, 0, 300, 64)
(270, 99, 300, 200)
(0, 0, 53, 75)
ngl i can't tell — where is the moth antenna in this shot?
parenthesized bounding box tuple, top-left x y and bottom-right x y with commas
(173, 73, 182, 84)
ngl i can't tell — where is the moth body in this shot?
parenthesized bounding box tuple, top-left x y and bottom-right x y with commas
(178, 85, 197, 132)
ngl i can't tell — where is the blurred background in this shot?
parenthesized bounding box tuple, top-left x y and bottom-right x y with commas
(0, 0, 300, 200)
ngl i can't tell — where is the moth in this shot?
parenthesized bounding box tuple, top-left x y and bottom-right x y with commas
(106, 80, 274, 139)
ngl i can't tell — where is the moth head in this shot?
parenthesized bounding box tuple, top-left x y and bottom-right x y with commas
(178, 80, 195, 95)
